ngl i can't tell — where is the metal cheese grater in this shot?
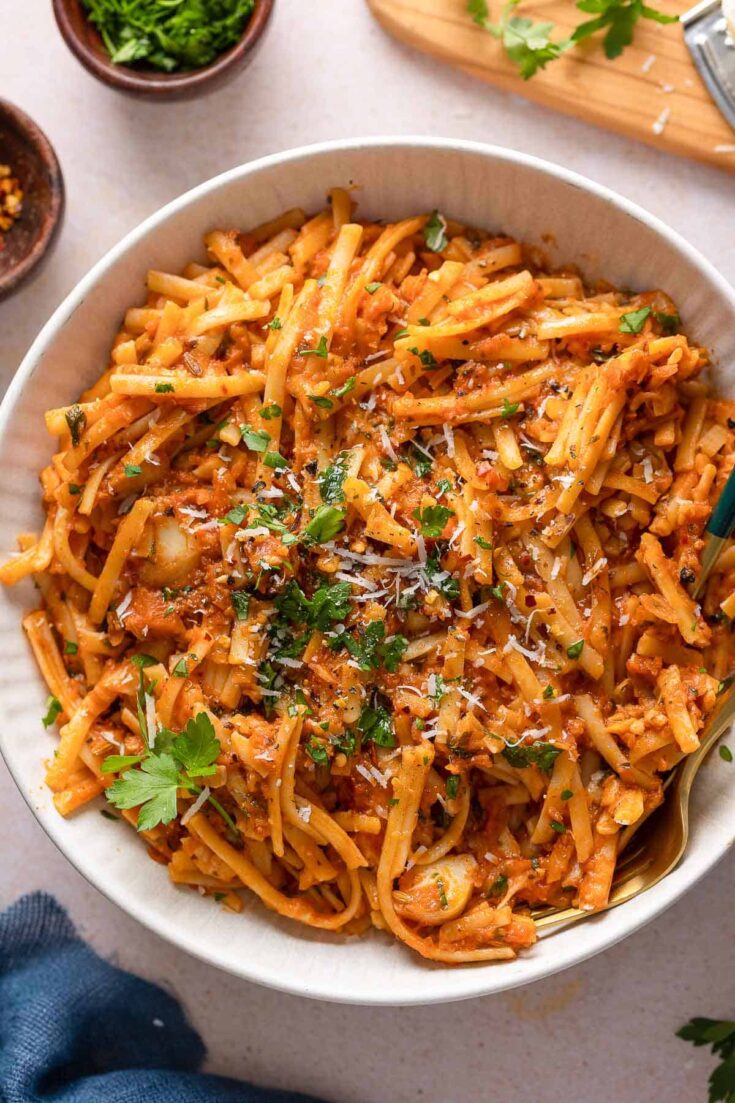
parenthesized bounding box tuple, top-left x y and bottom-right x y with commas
(682, 0, 735, 130)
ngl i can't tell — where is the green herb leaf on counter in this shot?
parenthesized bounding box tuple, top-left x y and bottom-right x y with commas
(81, 0, 256, 73)
(677, 1018, 735, 1103)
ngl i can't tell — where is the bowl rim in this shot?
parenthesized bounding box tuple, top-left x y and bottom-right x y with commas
(0, 98, 65, 299)
(1, 136, 734, 1005)
(52, 0, 274, 96)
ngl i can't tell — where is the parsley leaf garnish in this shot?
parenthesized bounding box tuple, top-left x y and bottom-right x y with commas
(300, 335, 329, 358)
(619, 305, 651, 333)
(653, 309, 680, 335)
(124, 463, 142, 478)
(358, 702, 395, 747)
(424, 551, 460, 602)
(42, 695, 62, 728)
(318, 451, 349, 504)
(501, 397, 520, 418)
(260, 403, 282, 419)
(241, 426, 271, 452)
(503, 740, 562, 771)
(423, 210, 449, 253)
(567, 639, 585, 660)
(231, 591, 250, 621)
(275, 579, 352, 632)
(412, 504, 454, 538)
(106, 712, 230, 833)
(302, 505, 346, 546)
(65, 405, 87, 447)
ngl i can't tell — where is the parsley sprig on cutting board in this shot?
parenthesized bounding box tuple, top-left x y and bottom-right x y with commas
(81, 0, 255, 72)
(468, 0, 678, 80)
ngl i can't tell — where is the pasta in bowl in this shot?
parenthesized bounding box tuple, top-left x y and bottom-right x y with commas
(3, 182, 733, 968)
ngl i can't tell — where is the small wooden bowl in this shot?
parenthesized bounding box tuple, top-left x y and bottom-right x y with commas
(52, 0, 274, 101)
(0, 101, 65, 302)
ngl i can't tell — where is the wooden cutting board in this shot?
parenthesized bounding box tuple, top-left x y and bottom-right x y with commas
(367, 0, 735, 174)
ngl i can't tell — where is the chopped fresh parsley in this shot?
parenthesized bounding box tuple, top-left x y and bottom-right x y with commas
(543, 684, 555, 699)
(241, 426, 271, 452)
(275, 579, 352, 633)
(474, 535, 493, 550)
(501, 397, 520, 418)
(124, 463, 142, 477)
(259, 403, 282, 419)
(309, 394, 334, 409)
(172, 658, 188, 678)
(405, 444, 433, 478)
(424, 551, 460, 602)
(561, 788, 574, 800)
(720, 745, 733, 763)
(154, 383, 175, 393)
(302, 504, 346, 546)
(445, 775, 460, 799)
(412, 504, 454, 538)
(218, 503, 248, 526)
(567, 639, 585, 660)
(65, 405, 87, 447)
(653, 310, 680, 335)
(550, 820, 567, 834)
(64, 640, 79, 655)
(231, 590, 250, 621)
(266, 317, 282, 330)
(358, 701, 395, 747)
(332, 376, 356, 398)
(489, 874, 508, 896)
(80, 0, 256, 72)
(300, 335, 329, 358)
(619, 305, 651, 334)
(379, 634, 408, 672)
(131, 653, 158, 668)
(502, 740, 562, 771)
(423, 210, 448, 253)
(318, 452, 349, 504)
(263, 451, 289, 470)
(306, 739, 330, 766)
(42, 695, 62, 729)
(365, 281, 382, 294)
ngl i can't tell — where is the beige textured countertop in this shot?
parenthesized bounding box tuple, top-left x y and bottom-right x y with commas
(2, 2, 734, 1100)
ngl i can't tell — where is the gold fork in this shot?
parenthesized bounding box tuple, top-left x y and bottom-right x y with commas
(532, 685, 735, 932)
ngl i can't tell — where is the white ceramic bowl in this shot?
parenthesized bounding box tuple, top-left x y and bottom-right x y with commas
(1, 138, 734, 1006)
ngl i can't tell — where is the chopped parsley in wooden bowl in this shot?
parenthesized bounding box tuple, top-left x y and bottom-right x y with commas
(52, 0, 274, 100)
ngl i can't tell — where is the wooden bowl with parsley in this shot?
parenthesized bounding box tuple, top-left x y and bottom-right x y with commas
(53, 0, 274, 100)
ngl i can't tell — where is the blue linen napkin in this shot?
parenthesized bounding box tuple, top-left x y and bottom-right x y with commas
(0, 892, 322, 1102)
